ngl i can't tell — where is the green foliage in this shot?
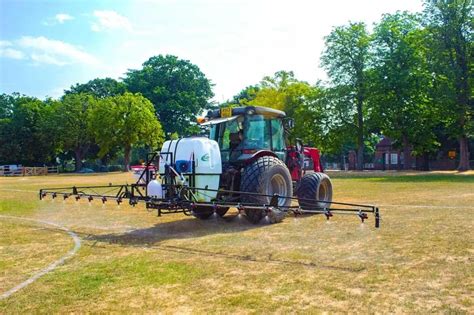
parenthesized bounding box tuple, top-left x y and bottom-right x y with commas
(321, 22, 371, 169)
(261, 70, 298, 89)
(65, 78, 127, 99)
(249, 87, 286, 111)
(223, 85, 260, 107)
(51, 93, 97, 171)
(234, 70, 375, 158)
(248, 71, 299, 112)
(246, 71, 321, 145)
(321, 23, 371, 89)
(89, 92, 164, 171)
(370, 12, 441, 156)
(291, 85, 329, 148)
(422, 0, 473, 170)
(0, 93, 19, 119)
(124, 55, 214, 136)
(0, 95, 56, 165)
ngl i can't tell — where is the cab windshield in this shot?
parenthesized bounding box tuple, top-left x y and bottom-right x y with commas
(242, 115, 270, 149)
(209, 115, 285, 161)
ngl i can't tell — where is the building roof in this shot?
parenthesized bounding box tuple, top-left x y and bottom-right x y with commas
(376, 137, 393, 148)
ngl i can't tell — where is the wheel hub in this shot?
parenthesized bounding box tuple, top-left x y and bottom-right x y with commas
(268, 174, 288, 206)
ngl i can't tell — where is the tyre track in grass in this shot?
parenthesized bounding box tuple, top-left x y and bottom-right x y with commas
(0, 215, 81, 300)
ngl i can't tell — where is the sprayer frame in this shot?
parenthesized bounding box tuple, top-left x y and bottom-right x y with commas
(39, 149, 381, 228)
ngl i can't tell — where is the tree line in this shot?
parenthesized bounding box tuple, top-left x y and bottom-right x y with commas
(0, 0, 472, 171)
(224, 1, 472, 171)
(0, 55, 213, 171)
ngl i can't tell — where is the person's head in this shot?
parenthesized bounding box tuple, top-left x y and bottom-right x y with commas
(229, 130, 242, 148)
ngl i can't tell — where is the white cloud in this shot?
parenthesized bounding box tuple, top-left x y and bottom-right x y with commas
(55, 13, 74, 24)
(0, 40, 12, 47)
(0, 47, 25, 60)
(31, 53, 66, 66)
(43, 13, 74, 26)
(17, 36, 99, 66)
(0, 40, 25, 59)
(91, 10, 132, 32)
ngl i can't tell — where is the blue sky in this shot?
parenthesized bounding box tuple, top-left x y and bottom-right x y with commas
(0, 0, 422, 102)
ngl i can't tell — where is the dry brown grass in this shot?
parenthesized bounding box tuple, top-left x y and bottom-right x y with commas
(0, 171, 473, 313)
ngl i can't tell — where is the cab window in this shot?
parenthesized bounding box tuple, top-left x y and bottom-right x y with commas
(271, 119, 285, 151)
(243, 115, 271, 149)
(209, 118, 243, 161)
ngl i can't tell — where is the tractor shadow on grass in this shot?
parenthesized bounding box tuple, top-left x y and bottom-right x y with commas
(84, 213, 264, 247)
(83, 213, 364, 273)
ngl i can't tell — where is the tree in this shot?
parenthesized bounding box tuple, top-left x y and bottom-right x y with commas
(248, 71, 307, 112)
(0, 95, 56, 165)
(248, 87, 286, 111)
(260, 70, 298, 90)
(65, 78, 126, 99)
(370, 12, 439, 169)
(321, 22, 371, 170)
(423, 0, 473, 171)
(223, 85, 260, 106)
(124, 55, 214, 135)
(0, 93, 19, 119)
(246, 71, 321, 143)
(89, 92, 164, 171)
(290, 84, 329, 149)
(307, 84, 365, 166)
(51, 93, 97, 171)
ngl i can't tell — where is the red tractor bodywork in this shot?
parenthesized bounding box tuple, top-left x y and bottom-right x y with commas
(286, 146, 323, 181)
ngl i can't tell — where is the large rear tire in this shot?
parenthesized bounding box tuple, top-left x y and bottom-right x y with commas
(297, 172, 333, 210)
(240, 156, 292, 224)
(192, 206, 229, 220)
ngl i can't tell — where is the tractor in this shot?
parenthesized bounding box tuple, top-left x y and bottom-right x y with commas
(39, 106, 380, 228)
(188, 106, 333, 223)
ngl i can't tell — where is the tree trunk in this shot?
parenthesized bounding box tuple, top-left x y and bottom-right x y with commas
(422, 152, 430, 171)
(402, 135, 412, 170)
(457, 134, 470, 171)
(356, 99, 364, 171)
(123, 145, 131, 172)
(74, 149, 83, 172)
(357, 143, 364, 171)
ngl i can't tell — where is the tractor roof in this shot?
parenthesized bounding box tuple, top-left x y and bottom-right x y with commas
(206, 106, 286, 121)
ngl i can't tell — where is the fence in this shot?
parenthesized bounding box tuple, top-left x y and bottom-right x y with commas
(0, 166, 59, 176)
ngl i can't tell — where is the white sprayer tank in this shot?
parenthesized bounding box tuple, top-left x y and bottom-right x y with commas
(158, 137, 222, 202)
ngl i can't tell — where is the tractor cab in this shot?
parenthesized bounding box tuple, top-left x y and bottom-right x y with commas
(202, 106, 287, 163)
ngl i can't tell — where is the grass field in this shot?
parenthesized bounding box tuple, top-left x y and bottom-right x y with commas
(0, 171, 473, 313)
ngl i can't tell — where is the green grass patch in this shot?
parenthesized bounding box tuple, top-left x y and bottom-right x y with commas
(0, 199, 37, 215)
(0, 254, 207, 312)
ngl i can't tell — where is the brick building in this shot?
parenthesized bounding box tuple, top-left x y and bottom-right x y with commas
(372, 137, 456, 171)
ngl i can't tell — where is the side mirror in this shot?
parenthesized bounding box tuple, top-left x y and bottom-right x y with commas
(283, 118, 295, 129)
(296, 138, 304, 153)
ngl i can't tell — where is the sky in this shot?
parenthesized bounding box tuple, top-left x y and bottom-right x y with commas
(0, 0, 423, 103)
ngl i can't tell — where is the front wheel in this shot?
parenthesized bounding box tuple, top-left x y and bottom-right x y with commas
(240, 156, 292, 224)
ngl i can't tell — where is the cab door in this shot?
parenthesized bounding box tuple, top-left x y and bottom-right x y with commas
(270, 119, 286, 161)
